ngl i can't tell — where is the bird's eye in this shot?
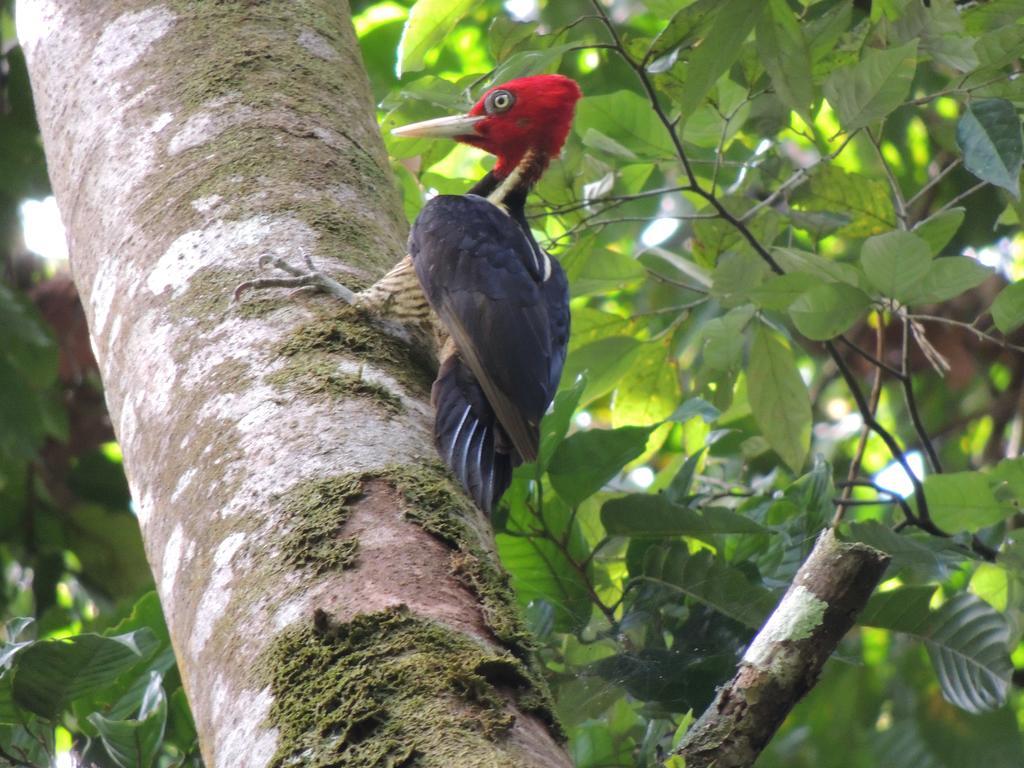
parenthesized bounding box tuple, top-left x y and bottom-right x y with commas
(486, 90, 515, 114)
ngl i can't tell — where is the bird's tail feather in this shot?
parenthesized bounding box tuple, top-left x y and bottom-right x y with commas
(432, 355, 515, 514)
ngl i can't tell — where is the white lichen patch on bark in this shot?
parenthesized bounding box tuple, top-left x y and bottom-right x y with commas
(148, 216, 275, 297)
(209, 679, 277, 768)
(161, 523, 187, 613)
(190, 532, 248, 656)
(743, 585, 827, 672)
(171, 468, 199, 503)
(167, 98, 256, 156)
(91, 6, 175, 78)
(297, 28, 339, 61)
(191, 194, 224, 215)
(15, 0, 68, 52)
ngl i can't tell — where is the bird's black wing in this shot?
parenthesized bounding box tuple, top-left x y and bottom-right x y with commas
(411, 194, 558, 463)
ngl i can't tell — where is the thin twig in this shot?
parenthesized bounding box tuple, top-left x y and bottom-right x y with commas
(902, 316, 944, 473)
(833, 315, 885, 526)
(867, 127, 908, 229)
(906, 157, 962, 209)
(910, 313, 1024, 354)
(933, 180, 988, 217)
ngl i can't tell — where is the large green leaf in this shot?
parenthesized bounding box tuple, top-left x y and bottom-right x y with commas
(88, 673, 167, 768)
(823, 40, 918, 131)
(677, 0, 764, 124)
(860, 231, 933, 303)
(575, 91, 675, 160)
(539, 376, 586, 467)
(562, 336, 644, 406)
(497, 496, 593, 632)
(647, 0, 719, 61)
(860, 586, 1011, 714)
(926, 594, 1012, 714)
(844, 521, 972, 579)
(789, 283, 873, 340)
(601, 494, 766, 538)
(611, 342, 679, 428)
(11, 630, 159, 720)
(957, 99, 1023, 197)
(699, 304, 755, 375)
(756, 0, 815, 122)
(904, 257, 993, 305)
(924, 471, 1012, 533)
(801, 165, 898, 238)
(642, 545, 777, 628)
(990, 280, 1024, 333)
(397, 0, 475, 76)
(749, 273, 820, 311)
(747, 325, 811, 473)
(912, 207, 965, 254)
(549, 425, 655, 507)
(488, 17, 537, 62)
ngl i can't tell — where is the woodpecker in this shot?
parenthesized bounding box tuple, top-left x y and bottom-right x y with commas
(389, 74, 582, 513)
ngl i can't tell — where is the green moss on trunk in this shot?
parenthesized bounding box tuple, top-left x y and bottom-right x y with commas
(266, 357, 404, 415)
(280, 476, 364, 573)
(263, 607, 541, 768)
(277, 307, 435, 394)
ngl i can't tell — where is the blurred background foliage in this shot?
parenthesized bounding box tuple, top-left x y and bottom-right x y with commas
(2, 0, 1024, 765)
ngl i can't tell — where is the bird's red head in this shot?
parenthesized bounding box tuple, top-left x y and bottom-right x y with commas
(464, 75, 582, 177)
(392, 74, 582, 180)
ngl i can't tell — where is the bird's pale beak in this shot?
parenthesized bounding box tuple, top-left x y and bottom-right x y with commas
(390, 113, 485, 139)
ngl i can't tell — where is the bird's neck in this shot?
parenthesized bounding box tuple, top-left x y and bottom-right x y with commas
(469, 149, 547, 212)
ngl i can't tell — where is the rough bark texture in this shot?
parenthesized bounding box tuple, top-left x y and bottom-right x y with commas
(19, 1, 570, 766)
(676, 530, 889, 768)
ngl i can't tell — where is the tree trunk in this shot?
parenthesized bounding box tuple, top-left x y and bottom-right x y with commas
(19, 1, 569, 765)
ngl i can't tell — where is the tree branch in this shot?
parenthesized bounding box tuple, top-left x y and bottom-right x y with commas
(675, 530, 889, 767)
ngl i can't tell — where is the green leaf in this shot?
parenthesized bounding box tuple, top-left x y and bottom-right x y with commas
(891, 0, 978, 72)
(749, 273, 820, 311)
(575, 91, 675, 160)
(905, 257, 993, 304)
(88, 673, 167, 768)
(823, 40, 918, 131)
(912, 207, 965, 254)
(562, 337, 643, 406)
(756, 0, 815, 122)
(925, 594, 1012, 714)
(396, 0, 475, 76)
(647, 0, 719, 61)
(601, 494, 766, 538)
(844, 521, 972, 579)
(859, 585, 938, 631)
(561, 243, 645, 297)
(747, 326, 812, 473)
(957, 99, 1023, 198)
(488, 17, 537, 62)
(497, 496, 593, 632)
(990, 280, 1024, 333)
(549, 426, 655, 507)
(860, 231, 933, 302)
(789, 283, 873, 340)
(540, 376, 586, 467)
(611, 343, 679, 428)
(973, 24, 1024, 70)
(710, 250, 770, 308)
(678, 0, 764, 124)
(645, 546, 777, 628)
(801, 165, 898, 238)
(665, 449, 704, 502)
(700, 304, 755, 375)
(489, 43, 577, 84)
(11, 630, 158, 720)
(858, 585, 1011, 714)
(924, 471, 1012, 533)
